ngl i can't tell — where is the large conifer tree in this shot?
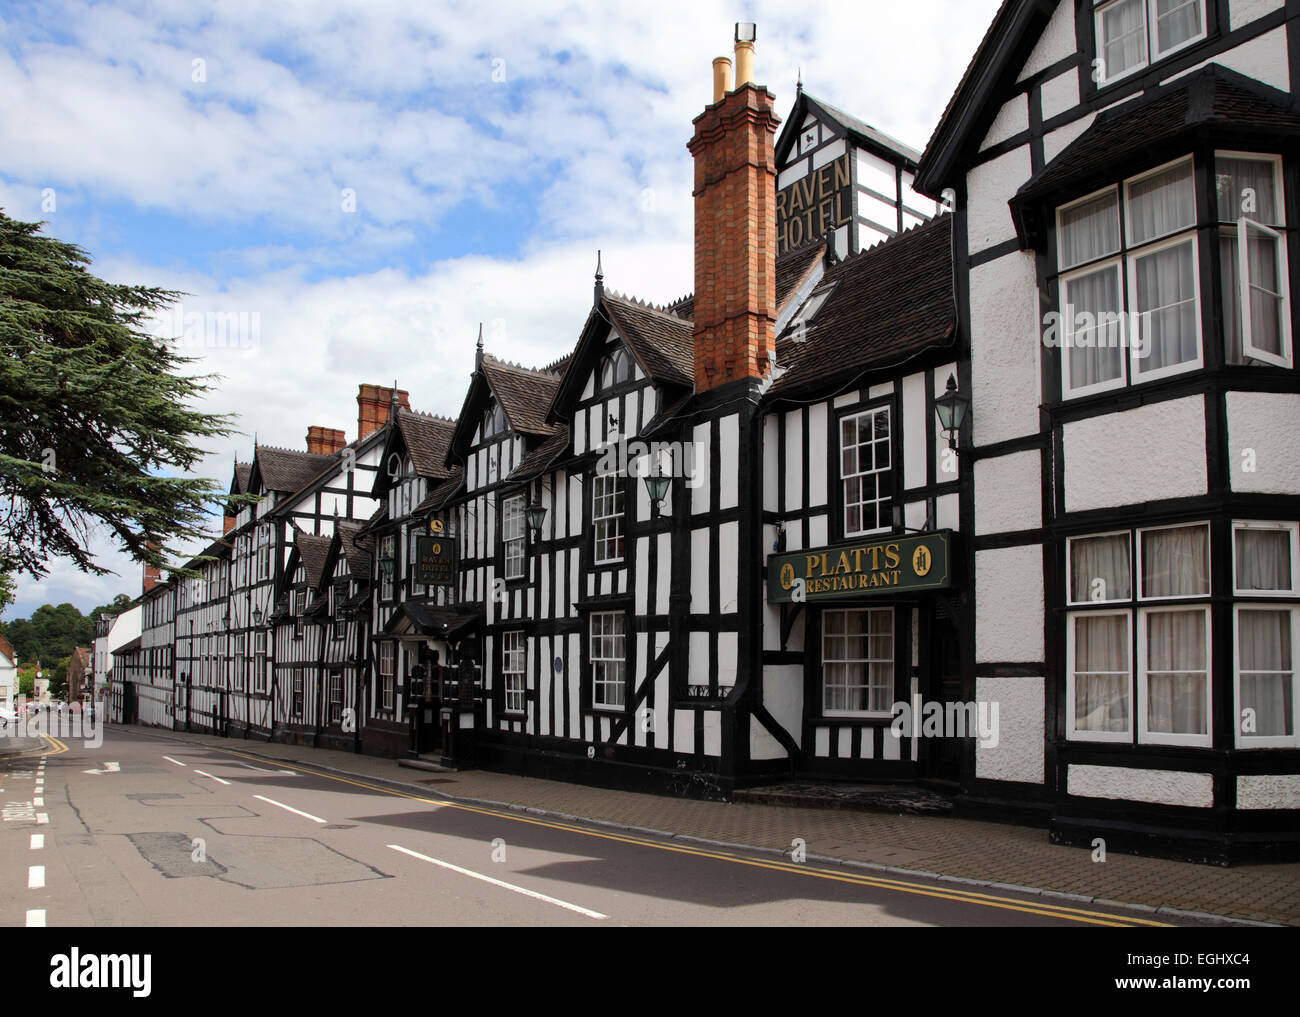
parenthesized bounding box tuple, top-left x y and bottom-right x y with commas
(0, 210, 238, 582)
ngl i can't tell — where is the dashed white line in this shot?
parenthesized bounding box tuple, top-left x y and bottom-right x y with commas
(33, 797, 43, 807)
(387, 844, 608, 920)
(163, 756, 186, 766)
(30, 834, 44, 850)
(26, 910, 46, 927)
(253, 795, 326, 824)
(36, 813, 49, 825)
(28, 866, 45, 889)
(194, 770, 231, 786)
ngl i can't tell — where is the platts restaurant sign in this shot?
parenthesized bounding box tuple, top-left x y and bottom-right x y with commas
(767, 532, 953, 604)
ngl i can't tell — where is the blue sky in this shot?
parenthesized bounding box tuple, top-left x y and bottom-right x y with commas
(0, 0, 1002, 620)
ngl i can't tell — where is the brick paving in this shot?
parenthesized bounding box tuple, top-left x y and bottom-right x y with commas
(123, 725, 1300, 926)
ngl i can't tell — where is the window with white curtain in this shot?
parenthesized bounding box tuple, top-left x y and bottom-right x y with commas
(1217, 153, 1291, 368)
(1233, 522, 1300, 747)
(1066, 523, 1211, 745)
(1094, 0, 1206, 86)
(1056, 158, 1201, 397)
(823, 608, 895, 716)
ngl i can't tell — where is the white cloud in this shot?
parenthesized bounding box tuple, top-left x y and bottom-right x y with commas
(2, 0, 1003, 618)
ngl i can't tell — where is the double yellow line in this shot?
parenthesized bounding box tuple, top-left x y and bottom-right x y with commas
(197, 742, 1169, 928)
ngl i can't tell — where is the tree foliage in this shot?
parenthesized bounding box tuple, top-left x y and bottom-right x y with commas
(0, 210, 240, 581)
(0, 593, 128, 668)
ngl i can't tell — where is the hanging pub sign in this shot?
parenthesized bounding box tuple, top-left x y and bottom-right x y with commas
(767, 531, 953, 604)
(776, 152, 852, 256)
(414, 534, 456, 588)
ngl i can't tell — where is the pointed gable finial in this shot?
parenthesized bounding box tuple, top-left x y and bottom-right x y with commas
(796, 67, 802, 94)
(594, 249, 604, 305)
(475, 323, 484, 370)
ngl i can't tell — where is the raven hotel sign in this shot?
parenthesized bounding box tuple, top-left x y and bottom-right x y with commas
(414, 519, 456, 588)
(777, 153, 852, 256)
(767, 532, 953, 604)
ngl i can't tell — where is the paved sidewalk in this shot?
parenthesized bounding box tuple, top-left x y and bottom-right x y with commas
(117, 724, 1300, 926)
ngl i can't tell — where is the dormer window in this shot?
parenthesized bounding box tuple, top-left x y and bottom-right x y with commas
(1094, 0, 1206, 86)
(482, 402, 508, 440)
(598, 346, 632, 391)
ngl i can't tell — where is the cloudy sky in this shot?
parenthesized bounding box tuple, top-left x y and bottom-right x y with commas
(0, 0, 1002, 620)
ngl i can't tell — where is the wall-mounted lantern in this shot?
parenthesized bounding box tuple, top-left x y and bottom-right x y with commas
(525, 502, 547, 536)
(934, 374, 970, 451)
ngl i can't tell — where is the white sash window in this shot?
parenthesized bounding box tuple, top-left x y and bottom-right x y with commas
(592, 473, 625, 564)
(823, 608, 894, 716)
(841, 406, 892, 537)
(590, 612, 626, 710)
(1066, 523, 1212, 746)
(1217, 154, 1291, 368)
(328, 672, 343, 724)
(502, 495, 526, 580)
(1094, 0, 1205, 85)
(1233, 522, 1300, 747)
(502, 631, 526, 714)
(1057, 159, 1203, 396)
(379, 642, 395, 711)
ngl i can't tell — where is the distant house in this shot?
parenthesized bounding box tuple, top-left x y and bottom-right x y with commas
(0, 633, 16, 706)
(66, 646, 92, 703)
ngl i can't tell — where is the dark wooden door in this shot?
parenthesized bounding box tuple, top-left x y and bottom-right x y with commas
(921, 614, 963, 783)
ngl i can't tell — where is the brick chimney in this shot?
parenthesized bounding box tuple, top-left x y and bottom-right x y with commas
(357, 384, 411, 441)
(306, 425, 347, 455)
(687, 24, 780, 393)
(143, 562, 161, 595)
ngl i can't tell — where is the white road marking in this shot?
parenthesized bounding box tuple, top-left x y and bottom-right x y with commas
(26, 910, 45, 927)
(28, 866, 45, 889)
(36, 813, 48, 825)
(387, 844, 608, 920)
(81, 762, 120, 775)
(253, 795, 326, 824)
(33, 797, 43, 807)
(30, 834, 43, 850)
(194, 770, 231, 786)
(162, 756, 186, 767)
(237, 762, 298, 775)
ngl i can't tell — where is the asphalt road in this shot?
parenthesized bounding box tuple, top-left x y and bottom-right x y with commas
(0, 726, 1207, 927)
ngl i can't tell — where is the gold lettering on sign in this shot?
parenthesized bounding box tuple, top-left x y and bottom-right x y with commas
(776, 153, 853, 255)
